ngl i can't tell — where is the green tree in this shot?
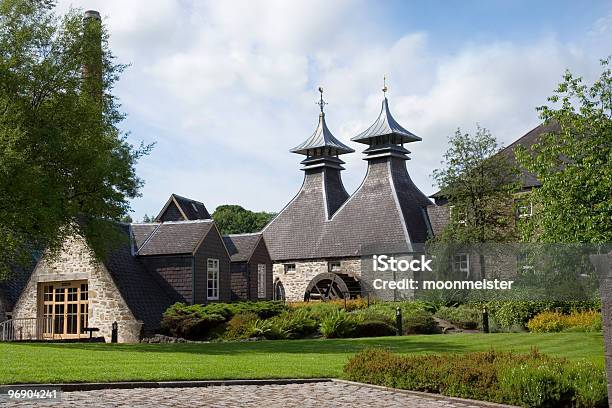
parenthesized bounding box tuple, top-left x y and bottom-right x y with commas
(516, 57, 612, 243)
(429, 126, 520, 285)
(0, 1, 151, 277)
(432, 126, 521, 244)
(212, 205, 275, 235)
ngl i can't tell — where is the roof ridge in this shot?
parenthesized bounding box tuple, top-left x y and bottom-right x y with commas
(158, 219, 214, 225)
(171, 193, 205, 205)
(225, 232, 262, 237)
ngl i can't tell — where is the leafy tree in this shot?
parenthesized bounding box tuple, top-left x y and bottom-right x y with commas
(516, 57, 612, 243)
(212, 205, 275, 235)
(429, 126, 520, 282)
(432, 126, 521, 244)
(141, 214, 154, 223)
(0, 1, 151, 277)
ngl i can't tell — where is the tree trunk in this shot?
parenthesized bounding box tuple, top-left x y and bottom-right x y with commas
(590, 252, 612, 407)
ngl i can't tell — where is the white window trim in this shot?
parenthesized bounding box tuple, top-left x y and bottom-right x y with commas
(284, 264, 296, 274)
(207, 258, 219, 300)
(257, 264, 266, 299)
(328, 261, 341, 273)
(453, 253, 470, 279)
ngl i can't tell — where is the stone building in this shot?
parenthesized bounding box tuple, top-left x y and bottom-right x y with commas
(263, 90, 432, 301)
(1, 195, 273, 343)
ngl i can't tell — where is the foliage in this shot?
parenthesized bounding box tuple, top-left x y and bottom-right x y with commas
(515, 57, 612, 244)
(402, 311, 439, 334)
(0, 0, 152, 276)
(319, 309, 358, 338)
(224, 312, 259, 339)
(160, 301, 288, 340)
(344, 348, 608, 407)
(484, 300, 601, 329)
(431, 126, 521, 245)
(435, 305, 481, 330)
(352, 321, 396, 338)
(212, 204, 275, 235)
(527, 310, 602, 333)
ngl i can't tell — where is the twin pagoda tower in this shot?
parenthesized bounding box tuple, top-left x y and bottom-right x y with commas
(263, 86, 432, 265)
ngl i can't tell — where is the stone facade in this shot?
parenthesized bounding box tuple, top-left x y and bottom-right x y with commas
(273, 258, 361, 301)
(12, 237, 142, 343)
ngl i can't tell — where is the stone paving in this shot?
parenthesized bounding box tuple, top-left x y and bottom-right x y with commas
(6, 382, 500, 408)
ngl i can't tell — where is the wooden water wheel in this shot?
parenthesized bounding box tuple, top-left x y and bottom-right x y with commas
(303, 272, 360, 301)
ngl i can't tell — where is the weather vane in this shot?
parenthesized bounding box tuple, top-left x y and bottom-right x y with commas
(382, 75, 388, 96)
(317, 86, 327, 113)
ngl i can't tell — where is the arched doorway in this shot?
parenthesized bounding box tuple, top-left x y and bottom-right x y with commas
(273, 279, 285, 301)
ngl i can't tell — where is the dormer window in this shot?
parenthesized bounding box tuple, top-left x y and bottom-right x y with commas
(191, 203, 198, 213)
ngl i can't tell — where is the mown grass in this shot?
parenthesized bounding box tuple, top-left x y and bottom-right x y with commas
(0, 332, 604, 384)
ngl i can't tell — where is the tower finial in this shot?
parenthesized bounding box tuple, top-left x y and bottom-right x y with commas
(382, 75, 388, 96)
(317, 86, 327, 114)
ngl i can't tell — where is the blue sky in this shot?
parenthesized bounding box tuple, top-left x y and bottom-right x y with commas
(56, 0, 612, 220)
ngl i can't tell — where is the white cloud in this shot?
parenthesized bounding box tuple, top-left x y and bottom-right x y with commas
(56, 0, 609, 220)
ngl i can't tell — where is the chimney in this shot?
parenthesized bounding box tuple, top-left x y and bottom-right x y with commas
(82, 10, 103, 98)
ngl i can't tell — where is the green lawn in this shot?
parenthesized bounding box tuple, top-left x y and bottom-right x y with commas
(0, 332, 604, 385)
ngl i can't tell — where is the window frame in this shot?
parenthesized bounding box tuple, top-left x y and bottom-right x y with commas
(452, 253, 470, 279)
(207, 258, 220, 300)
(328, 261, 341, 273)
(516, 200, 533, 218)
(284, 264, 296, 274)
(257, 264, 266, 299)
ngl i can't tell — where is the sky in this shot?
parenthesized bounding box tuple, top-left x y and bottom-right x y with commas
(55, 0, 612, 221)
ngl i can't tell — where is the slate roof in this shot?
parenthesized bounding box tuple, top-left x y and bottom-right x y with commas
(156, 194, 211, 222)
(352, 98, 421, 144)
(103, 225, 174, 331)
(425, 204, 450, 236)
(496, 121, 559, 190)
(223, 233, 262, 262)
(291, 113, 354, 156)
(136, 219, 214, 256)
(0, 260, 37, 313)
(430, 121, 559, 200)
(131, 223, 159, 252)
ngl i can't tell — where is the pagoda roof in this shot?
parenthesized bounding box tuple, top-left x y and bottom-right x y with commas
(291, 113, 354, 156)
(352, 97, 421, 145)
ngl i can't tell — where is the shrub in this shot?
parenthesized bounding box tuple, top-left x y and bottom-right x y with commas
(527, 310, 602, 333)
(402, 311, 439, 334)
(270, 309, 319, 338)
(484, 300, 601, 330)
(352, 321, 396, 338)
(245, 319, 290, 340)
(320, 310, 357, 338)
(343, 348, 608, 407)
(435, 305, 481, 330)
(224, 312, 259, 339)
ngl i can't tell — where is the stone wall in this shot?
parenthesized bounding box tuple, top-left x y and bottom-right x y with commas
(12, 237, 142, 343)
(272, 258, 361, 301)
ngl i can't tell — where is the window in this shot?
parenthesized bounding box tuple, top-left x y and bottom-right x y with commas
(191, 202, 198, 213)
(40, 281, 88, 339)
(207, 258, 219, 300)
(453, 254, 470, 278)
(257, 264, 266, 298)
(284, 264, 296, 273)
(516, 200, 533, 218)
(328, 261, 341, 273)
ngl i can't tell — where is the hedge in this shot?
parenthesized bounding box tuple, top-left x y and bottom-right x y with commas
(343, 348, 607, 407)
